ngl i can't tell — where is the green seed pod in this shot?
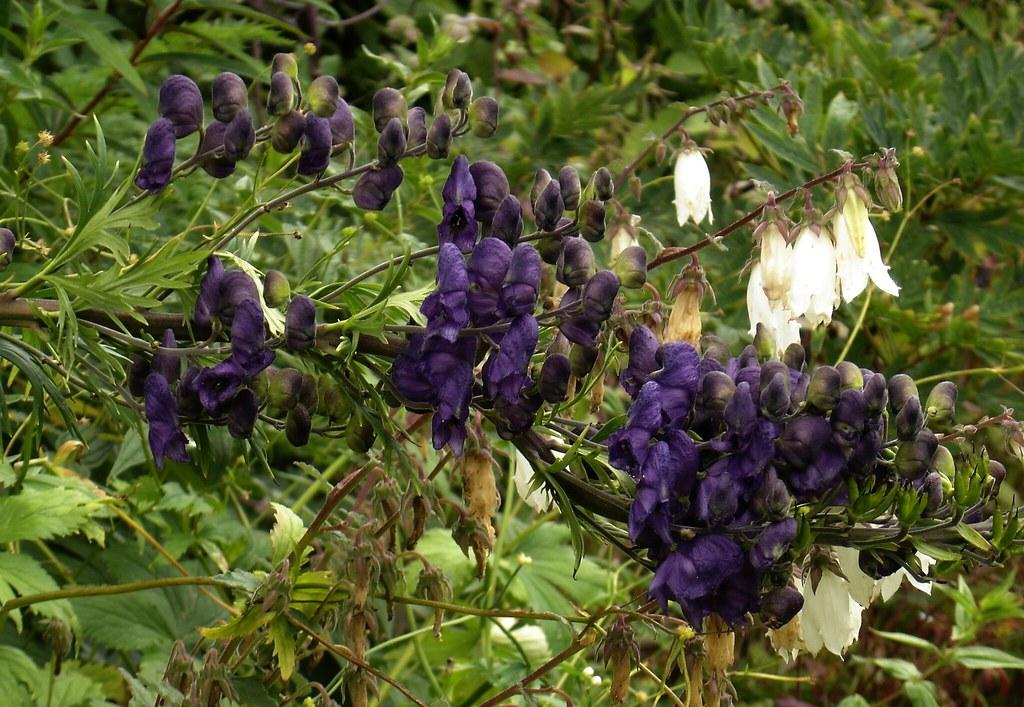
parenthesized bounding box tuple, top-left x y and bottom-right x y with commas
(263, 269, 291, 308)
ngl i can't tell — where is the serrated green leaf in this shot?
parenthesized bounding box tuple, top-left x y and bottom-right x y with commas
(270, 502, 306, 565)
(0, 552, 78, 632)
(0, 487, 105, 544)
(268, 617, 296, 680)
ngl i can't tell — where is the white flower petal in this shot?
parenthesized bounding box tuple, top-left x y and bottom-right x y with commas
(800, 570, 864, 657)
(673, 150, 713, 226)
(758, 225, 793, 305)
(789, 227, 840, 326)
(514, 449, 554, 513)
(747, 264, 801, 357)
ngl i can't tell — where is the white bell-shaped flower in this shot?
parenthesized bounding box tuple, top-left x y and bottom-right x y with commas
(797, 570, 864, 657)
(757, 221, 793, 306)
(788, 225, 840, 326)
(834, 189, 900, 302)
(746, 263, 800, 357)
(673, 148, 713, 227)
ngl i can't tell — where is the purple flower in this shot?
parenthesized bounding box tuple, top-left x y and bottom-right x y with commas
(144, 373, 189, 469)
(709, 382, 779, 479)
(750, 518, 797, 569)
(466, 237, 512, 326)
(539, 353, 571, 403)
(581, 270, 620, 323)
(178, 366, 203, 417)
(230, 299, 275, 377)
(490, 194, 524, 246)
(298, 114, 332, 175)
(227, 388, 258, 439)
(648, 343, 700, 426)
(534, 179, 564, 231)
(212, 72, 247, 123)
(421, 243, 470, 342)
(494, 388, 543, 437)
(438, 155, 479, 252)
(407, 106, 427, 148)
(831, 388, 867, 447)
(286, 295, 316, 351)
(693, 461, 741, 526)
(607, 381, 662, 475)
(194, 256, 225, 329)
(217, 271, 260, 326)
(391, 334, 435, 404)
(223, 109, 255, 161)
(483, 315, 538, 403)
(499, 244, 542, 317)
(158, 75, 203, 138)
(557, 288, 602, 347)
(556, 237, 596, 287)
(135, 118, 176, 193)
(629, 442, 678, 548)
(150, 329, 181, 385)
(469, 161, 510, 226)
(352, 165, 404, 210)
(194, 360, 247, 414)
(199, 121, 236, 178)
(329, 98, 355, 147)
(648, 534, 744, 626)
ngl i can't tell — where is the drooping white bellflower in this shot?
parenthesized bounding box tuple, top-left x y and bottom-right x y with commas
(746, 263, 800, 357)
(757, 220, 793, 306)
(796, 570, 864, 657)
(788, 225, 840, 327)
(833, 182, 900, 302)
(673, 148, 713, 227)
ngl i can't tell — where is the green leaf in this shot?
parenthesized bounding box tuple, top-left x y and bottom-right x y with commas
(268, 617, 296, 680)
(868, 656, 922, 681)
(870, 628, 940, 653)
(0, 339, 79, 437)
(903, 681, 940, 707)
(956, 522, 992, 551)
(0, 487, 105, 544)
(951, 645, 1024, 670)
(67, 17, 146, 94)
(270, 502, 306, 565)
(836, 697, 871, 707)
(0, 552, 78, 632)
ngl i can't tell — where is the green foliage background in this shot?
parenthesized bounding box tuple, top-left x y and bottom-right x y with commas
(1, 1, 1023, 705)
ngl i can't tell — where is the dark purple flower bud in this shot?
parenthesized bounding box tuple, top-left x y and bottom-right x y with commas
(194, 256, 224, 329)
(158, 75, 203, 138)
(298, 374, 319, 412)
(648, 534, 743, 623)
(760, 586, 803, 628)
(483, 315, 538, 403)
(177, 366, 202, 417)
(286, 404, 312, 446)
(988, 459, 1006, 491)
(263, 270, 290, 307)
(806, 365, 841, 412)
(621, 325, 660, 397)
(421, 243, 470, 342)
(750, 518, 797, 569)
(212, 72, 248, 123)
(592, 167, 614, 201)
(426, 113, 452, 159)
(407, 106, 427, 147)
(271, 110, 305, 153)
(500, 244, 542, 317)
(466, 237, 512, 326)
(469, 161, 510, 226)
(298, 114, 332, 175)
(223, 109, 255, 162)
(449, 69, 473, 109)
(783, 343, 805, 371)
(353, 165, 404, 210)
(556, 237, 595, 286)
(650, 343, 701, 425)
(493, 388, 543, 439)
(144, 373, 189, 469)
(269, 368, 302, 409)
(581, 270, 620, 322)
(753, 468, 792, 519)
(469, 96, 498, 137)
(776, 415, 831, 469)
(151, 329, 181, 386)
(760, 371, 791, 420)
(580, 200, 606, 242)
(308, 75, 340, 117)
(557, 289, 601, 347)
(539, 353, 571, 403)
(831, 388, 867, 446)
(489, 195, 524, 246)
(199, 121, 236, 178)
(888, 373, 919, 414)
(531, 169, 552, 206)
(230, 299, 275, 377)
(925, 381, 958, 428)
(700, 335, 732, 365)
(698, 370, 736, 418)
(569, 343, 599, 377)
(286, 295, 316, 351)
(613, 245, 647, 289)
(836, 360, 863, 390)
(216, 271, 259, 326)
(0, 228, 14, 270)
(922, 472, 944, 513)
(607, 381, 662, 474)
(533, 179, 564, 231)
(737, 344, 759, 369)
(862, 371, 888, 414)
(377, 117, 407, 167)
(694, 462, 740, 526)
(135, 118, 176, 193)
(558, 166, 581, 211)
(268, 72, 295, 117)
(896, 396, 924, 440)
(329, 98, 355, 148)
(372, 87, 408, 132)
(227, 388, 258, 439)
(128, 353, 150, 397)
(895, 429, 938, 480)
(438, 155, 479, 252)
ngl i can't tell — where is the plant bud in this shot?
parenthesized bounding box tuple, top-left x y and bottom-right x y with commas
(272, 53, 298, 79)
(269, 368, 302, 409)
(582, 271, 620, 322)
(665, 276, 701, 344)
(377, 116, 407, 167)
(227, 388, 258, 439)
(988, 459, 1006, 491)
(469, 96, 499, 137)
(539, 353, 571, 403)
(754, 469, 793, 519)
(699, 371, 736, 418)
(888, 373, 919, 414)
(925, 381, 957, 429)
(490, 194, 524, 246)
(751, 323, 775, 361)
(211, 72, 247, 123)
(570, 344, 598, 377)
(407, 106, 427, 147)
(558, 166, 582, 210)
(783, 343, 805, 372)
(352, 165, 404, 210)
(579, 199, 606, 242)
(837, 361, 863, 390)
(613, 245, 647, 290)
(127, 353, 150, 397)
(895, 429, 938, 480)
(534, 180, 564, 231)
(920, 471, 944, 513)
(158, 75, 203, 138)
(426, 113, 452, 158)
(537, 231, 564, 264)
(286, 295, 316, 351)
(443, 68, 472, 109)
(320, 378, 351, 421)
(372, 87, 407, 132)
(297, 114, 332, 175)
(329, 98, 355, 148)
(308, 75, 340, 117)
(470, 161, 510, 225)
(271, 110, 305, 153)
(862, 372, 888, 415)
(263, 270, 290, 307)
(776, 415, 831, 469)
(930, 443, 955, 478)
(806, 365, 841, 412)
(895, 396, 924, 440)
(223, 109, 255, 161)
(760, 586, 803, 629)
(738, 344, 760, 368)
(268, 72, 295, 116)
(199, 121, 235, 178)
(700, 335, 732, 364)
(592, 166, 614, 201)
(761, 371, 791, 419)
(216, 271, 259, 325)
(876, 163, 903, 213)
(556, 237, 596, 286)
(298, 373, 319, 412)
(285, 404, 311, 446)
(832, 388, 867, 446)
(0, 228, 15, 270)
(531, 169, 552, 207)
(346, 417, 376, 453)
(135, 118, 177, 192)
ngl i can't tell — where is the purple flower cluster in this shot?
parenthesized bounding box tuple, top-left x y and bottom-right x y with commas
(608, 330, 905, 627)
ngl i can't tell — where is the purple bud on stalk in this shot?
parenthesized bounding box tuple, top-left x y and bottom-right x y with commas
(469, 96, 499, 137)
(579, 200, 606, 242)
(297, 114, 332, 175)
(581, 270, 620, 323)
(329, 98, 355, 148)
(135, 118, 176, 193)
(593, 166, 614, 201)
(426, 114, 452, 159)
(895, 429, 939, 480)
(407, 106, 427, 148)
(271, 110, 305, 153)
(211, 72, 248, 123)
(888, 373, 919, 414)
(377, 116, 407, 167)
(267, 72, 295, 116)
(286, 295, 317, 351)
(895, 396, 925, 440)
(469, 161, 510, 226)
(558, 166, 582, 210)
(223, 109, 255, 162)
(489, 195, 524, 246)
(308, 75, 340, 117)
(534, 179, 564, 231)
(151, 329, 181, 386)
(556, 237, 596, 286)
(286, 404, 312, 446)
(499, 244, 542, 317)
(353, 165, 404, 210)
(216, 271, 260, 326)
(158, 75, 203, 138)
(372, 87, 408, 132)
(227, 388, 259, 439)
(199, 122, 236, 178)
(760, 586, 803, 628)
(0, 228, 15, 270)
(540, 353, 572, 403)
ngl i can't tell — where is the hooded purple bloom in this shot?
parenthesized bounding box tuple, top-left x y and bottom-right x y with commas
(150, 329, 181, 385)
(557, 288, 602, 347)
(286, 295, 316, 351)
(581, 270, 620, 323)
(298, 114, 332, 175)
(194, 256, 225, 329)
(750, 518, 797, 569)
(499, 244, 542, 317)
(227, 388, 259, 439)
(438, 155, 479, 252)
(158, 75, 203, 138)
(217, 271, 260, 326)
(648, 534, 744, 626)
(194, 360, 246, 414)
(629, 442, 678, 548)
(693, 462, 741, 527)
(494, 388, 544, 438)
(469, 161, 510, 226)
(709, 382, 780, 480)
(483, 315, 538, 403)
(223, 109, 255, 161)
(352, 165, 404, 210)
(648, 343, 700, 426)
(490, 194, 524, 246)
(329, 98, 355, 147)
(391, 333, 435, 405)
(421, 243, 470, 342)
(607, 380, 662, 475)
(135, 118, 176, 193)
(831, 388, 868, 447)
(199, 121, 236, 179)
(466, 237, 512, 326)
(144, 373, 189, 469)
(230, 299, 275, 377)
